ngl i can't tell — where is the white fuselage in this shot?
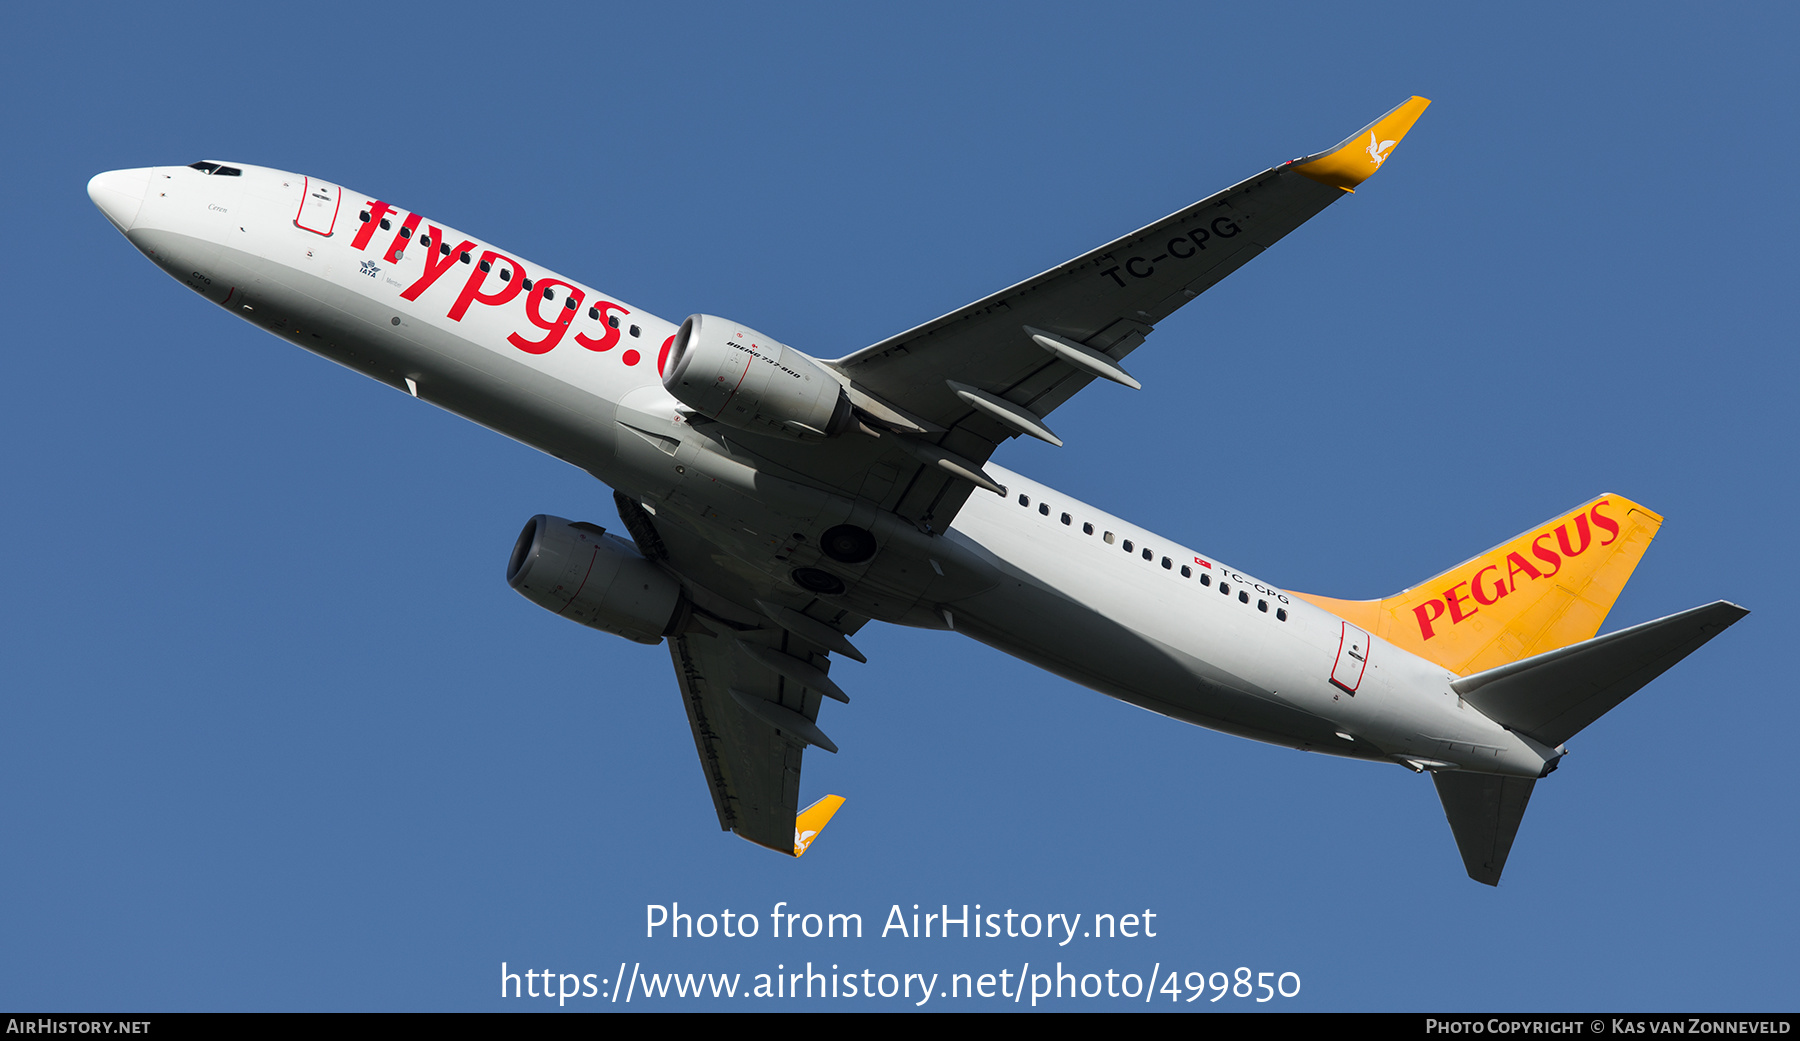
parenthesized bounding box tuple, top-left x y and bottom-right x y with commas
(90, 161, 1555, 780)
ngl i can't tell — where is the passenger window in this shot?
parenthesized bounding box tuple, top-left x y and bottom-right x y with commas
(1141, 548, 1151, 561)
(460, 251, 471, 263)
(501, 269, 512, 281)
(608, 315, 620, 329)
(380, 218, 391, 230)
(1082, 523, 1093, 535)
(522, 278, 533, 290)
(630, 325, 641, 337)
(1201, 573, 1211, 586)
(359, 211, 370, 223)
(418, 234, 430, 247)
(1180, 565, 1191, 577)
(1060, 513, 1071, 525)
(400, 226, 412, 239)
(564, 297, 578, 311)
(1276, 608, 1288, 621)
(542, 287, 553, 300)
(1220, 582, 1230, 595)
(439, 243, 450, 255)
(1123, 539, 1133, 552)
(1104, 532, 1115, 544)
(479, 259, 491, 272)
(1239, 591, 1249, 604)
(1161, 557, 1171, 569)
(1038, 503, 1049, 516)
(1018, 494, 1030, 506)
(588, 307, 599, 319)
(1258, 600, 1268, 612)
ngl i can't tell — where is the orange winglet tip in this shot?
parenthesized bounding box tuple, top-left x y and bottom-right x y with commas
(1294, 96, 1431, 192)
(793, 795, 845, 856)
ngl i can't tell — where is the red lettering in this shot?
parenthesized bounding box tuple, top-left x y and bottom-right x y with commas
(383, 212, 422, 263)
(1471, 564, 1507, 606)
(350, 201, 393, 250)
(1531, 533, 1562, 577)
(1444, 582, 1477, 624)
(447, 250, 525, 322)
(1504, 551, 1543, 587)
(1413, 599, 1446, 640)
(400, 226, 478, 301)
(574, 301, 631, 352)
(1555, 515, 1592, 559)
(1591, 500, 1621, 546)
(508, 280, 586, 355)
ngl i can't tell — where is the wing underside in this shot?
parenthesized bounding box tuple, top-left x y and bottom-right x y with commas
(667, 626, 823, 853)
(815, 96, 1430, 535)
(646, 99, 1429, 543)
(619, 493, 854, 855)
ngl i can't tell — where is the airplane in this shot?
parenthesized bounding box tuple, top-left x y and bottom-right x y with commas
(86, 96, 1745, 884)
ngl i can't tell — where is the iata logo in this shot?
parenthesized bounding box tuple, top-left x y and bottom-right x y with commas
(359, 259, 380, 278)
(1366, 131, 1397, 166)
(1412, 500, 1624, 641)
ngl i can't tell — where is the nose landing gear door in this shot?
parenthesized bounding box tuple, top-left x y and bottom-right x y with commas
(294, 177, 341, 236)
(1330, 621, 1370, 695)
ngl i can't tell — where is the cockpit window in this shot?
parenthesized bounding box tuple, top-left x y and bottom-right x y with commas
(187, 161, 242, 176)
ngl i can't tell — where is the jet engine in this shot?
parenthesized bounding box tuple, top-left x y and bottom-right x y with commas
(662, 314, 854, 441)
(506, 515, 682, 644)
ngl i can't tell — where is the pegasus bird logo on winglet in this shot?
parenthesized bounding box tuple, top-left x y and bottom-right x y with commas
(1367, 131, 1397, 166)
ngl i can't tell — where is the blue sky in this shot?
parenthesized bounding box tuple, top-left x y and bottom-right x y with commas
(2, 2, 1794, 1011)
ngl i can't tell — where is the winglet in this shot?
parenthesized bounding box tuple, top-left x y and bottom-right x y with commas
(793, 795, 845, 856)
(1294, 96, 1431, 192)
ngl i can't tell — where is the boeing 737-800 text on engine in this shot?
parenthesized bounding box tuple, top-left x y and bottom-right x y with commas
(87, 97, 1745, 884)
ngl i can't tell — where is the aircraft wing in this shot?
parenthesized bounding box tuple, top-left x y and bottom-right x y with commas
(666, 627, 829, 853)
(616, 493, 854, 855)
(821, 97, 1429, 527)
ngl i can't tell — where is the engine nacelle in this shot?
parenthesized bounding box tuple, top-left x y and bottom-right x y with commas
(662, 313, 854, 441)
(506, 515, 682, 645)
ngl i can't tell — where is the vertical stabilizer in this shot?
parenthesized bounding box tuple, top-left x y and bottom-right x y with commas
(1296, 495, 1663, 675)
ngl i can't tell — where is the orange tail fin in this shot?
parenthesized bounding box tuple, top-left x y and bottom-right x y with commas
(1294, 495, 1663, 675)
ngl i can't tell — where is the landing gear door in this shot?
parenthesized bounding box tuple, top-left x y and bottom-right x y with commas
(1330, 621, 1370, 695)
(294, 177, 341, 236)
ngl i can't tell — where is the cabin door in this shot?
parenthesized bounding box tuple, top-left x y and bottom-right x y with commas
(1330, 621, 1370, 695)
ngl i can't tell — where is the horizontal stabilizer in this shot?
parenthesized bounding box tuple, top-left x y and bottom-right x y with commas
(1434, 772, 1536, 886)
(1451, 601, 1748, 747)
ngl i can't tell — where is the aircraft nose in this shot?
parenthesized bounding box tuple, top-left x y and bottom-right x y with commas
(88, 168, 151, 232)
